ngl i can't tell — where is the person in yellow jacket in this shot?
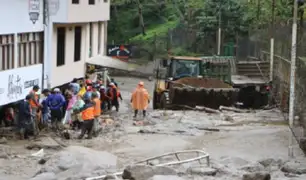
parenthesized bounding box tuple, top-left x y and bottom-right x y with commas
(131, 81, 150, 118)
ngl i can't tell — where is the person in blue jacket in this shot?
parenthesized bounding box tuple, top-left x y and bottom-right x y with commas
(46, 88, 65, 129)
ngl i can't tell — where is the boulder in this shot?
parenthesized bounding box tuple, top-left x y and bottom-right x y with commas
(35, 146, 117, 179)
(187, 166, 217, 176)
(148, 175, 185, 180)
(239, 162, 265, 172)
(242, 172, 271, 180)
(122, 165, 177, 180)
(26, 137, 62, 150)
(281, 160, 306, 174)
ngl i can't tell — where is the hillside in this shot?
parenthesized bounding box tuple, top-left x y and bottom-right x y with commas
(108, 0, 294, 58)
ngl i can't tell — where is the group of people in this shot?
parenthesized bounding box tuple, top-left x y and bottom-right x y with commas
(17, 76, 150, 140)
(18, 77, 122, 139)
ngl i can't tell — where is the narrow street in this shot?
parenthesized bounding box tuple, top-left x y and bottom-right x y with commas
(0, 76, 305, 180)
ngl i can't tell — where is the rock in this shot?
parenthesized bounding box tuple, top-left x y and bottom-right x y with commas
(239, 162, 265, 172)
(0, 151, 9, 159)
(30, 172, 57, 180)
(242, 172, 271, 180)
(38, 157, 49, 165)
(281, 160, 306, 174)
(148, 175, 185, 180)
(258, 158, 283, 167)
(0, 137, 7, 144)
(219, 156, 250, 167)
(35, 146, 117, 179)
(220, 114, 234, 122)
(26, 137, 62, 150)
(122, 165, 177, 180)
(0, 145, 10, 159)
(187, 166, 217, 176)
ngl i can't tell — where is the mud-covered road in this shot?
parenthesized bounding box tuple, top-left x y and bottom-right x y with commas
(1, 76, 306, 180)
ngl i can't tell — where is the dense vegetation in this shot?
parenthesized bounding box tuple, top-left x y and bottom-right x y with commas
(108, 0, 296, 58)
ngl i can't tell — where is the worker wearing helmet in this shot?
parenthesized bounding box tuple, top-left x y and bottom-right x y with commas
(99, 86, 109, 111)
(131, 81, 150, 118)
(108, 82, 122, 112)
(77, 92, 95, 139)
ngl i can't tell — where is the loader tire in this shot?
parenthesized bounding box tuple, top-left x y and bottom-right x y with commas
(160, 93, 167, 109)
(153, 91, 158, 110)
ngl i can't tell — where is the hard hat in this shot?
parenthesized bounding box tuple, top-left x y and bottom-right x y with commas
(109, 82, 115, 86)
(54, 88, 60, 92)
(85, 79, 92, 84)
(138, 81, 144, 86)
(100, 86, 105, 89)
(83, 92, 91, 100)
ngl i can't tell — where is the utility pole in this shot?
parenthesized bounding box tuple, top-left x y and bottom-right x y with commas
(217, 0, 221, 56)
(288, 0, 298, 158)
(269, 0, 275, 82)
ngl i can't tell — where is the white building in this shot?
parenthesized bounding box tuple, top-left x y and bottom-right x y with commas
(44, 0, 110, 88)
(0, 0, 44, 106)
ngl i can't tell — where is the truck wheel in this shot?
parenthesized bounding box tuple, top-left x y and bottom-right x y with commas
(160, 93, 167, 109)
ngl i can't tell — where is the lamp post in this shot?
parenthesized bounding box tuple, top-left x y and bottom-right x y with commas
(269, 0, 275, 81)
(288, 0, 299, 158)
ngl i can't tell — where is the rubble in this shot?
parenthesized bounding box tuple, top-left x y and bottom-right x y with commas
(34, 146, 117, 179)
(187, 166, 217, 176)
(148, 175, 186, 180)
(242, 172, 271, 180)
(122, 165, 177, 180)
(281, 160, 306, 174)
(26, 137, 62, 150)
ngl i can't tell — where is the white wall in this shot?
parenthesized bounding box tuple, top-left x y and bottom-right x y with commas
(0, 0, 44, 34)
(47, 22, 107, 87)
(52, 0, 110, 23)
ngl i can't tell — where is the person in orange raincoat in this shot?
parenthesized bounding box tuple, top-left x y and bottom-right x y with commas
(131, 81, 150, 118)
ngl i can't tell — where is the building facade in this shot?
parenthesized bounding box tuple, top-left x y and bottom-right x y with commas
(0, 0, 44, 106)
(44, 0, 110, 88)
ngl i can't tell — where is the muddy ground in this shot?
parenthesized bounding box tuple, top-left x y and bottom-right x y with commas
(0, 76, 306, 180)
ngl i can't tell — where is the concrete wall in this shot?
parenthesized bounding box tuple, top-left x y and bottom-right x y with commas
(0, 0, 44, 34)
(52, 0, 110, 23)
(48, 22, 107, 87)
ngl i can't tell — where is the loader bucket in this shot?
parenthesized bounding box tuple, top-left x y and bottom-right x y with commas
(169, 77, 238, 109)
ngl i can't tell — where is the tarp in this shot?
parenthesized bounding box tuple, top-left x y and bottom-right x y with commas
(86, 55, 130, 70)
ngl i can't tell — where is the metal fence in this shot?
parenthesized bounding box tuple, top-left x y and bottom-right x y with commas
(247, 21, 306, 153)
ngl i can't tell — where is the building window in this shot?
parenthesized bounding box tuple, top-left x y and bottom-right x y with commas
(0, 34, 14, 71)
(72, 0, 79, 4)
(74, 26, 82, 62)
(17, 32, 43, 68)
(104, 0, 108, 2)
(57, 27, 66, 66)
(89, 23, 92, 57)
(98, 22, 101, 54)
(89, 0, 95, 5)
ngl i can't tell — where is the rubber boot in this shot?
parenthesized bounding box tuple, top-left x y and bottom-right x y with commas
(133, 110, 138, 118)
(143, 110, 146, 117)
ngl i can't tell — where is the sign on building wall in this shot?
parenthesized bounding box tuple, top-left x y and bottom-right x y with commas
(107, 45, 132, 60)
(0, 64, 42, 106)
(29, 0, 41, 24)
